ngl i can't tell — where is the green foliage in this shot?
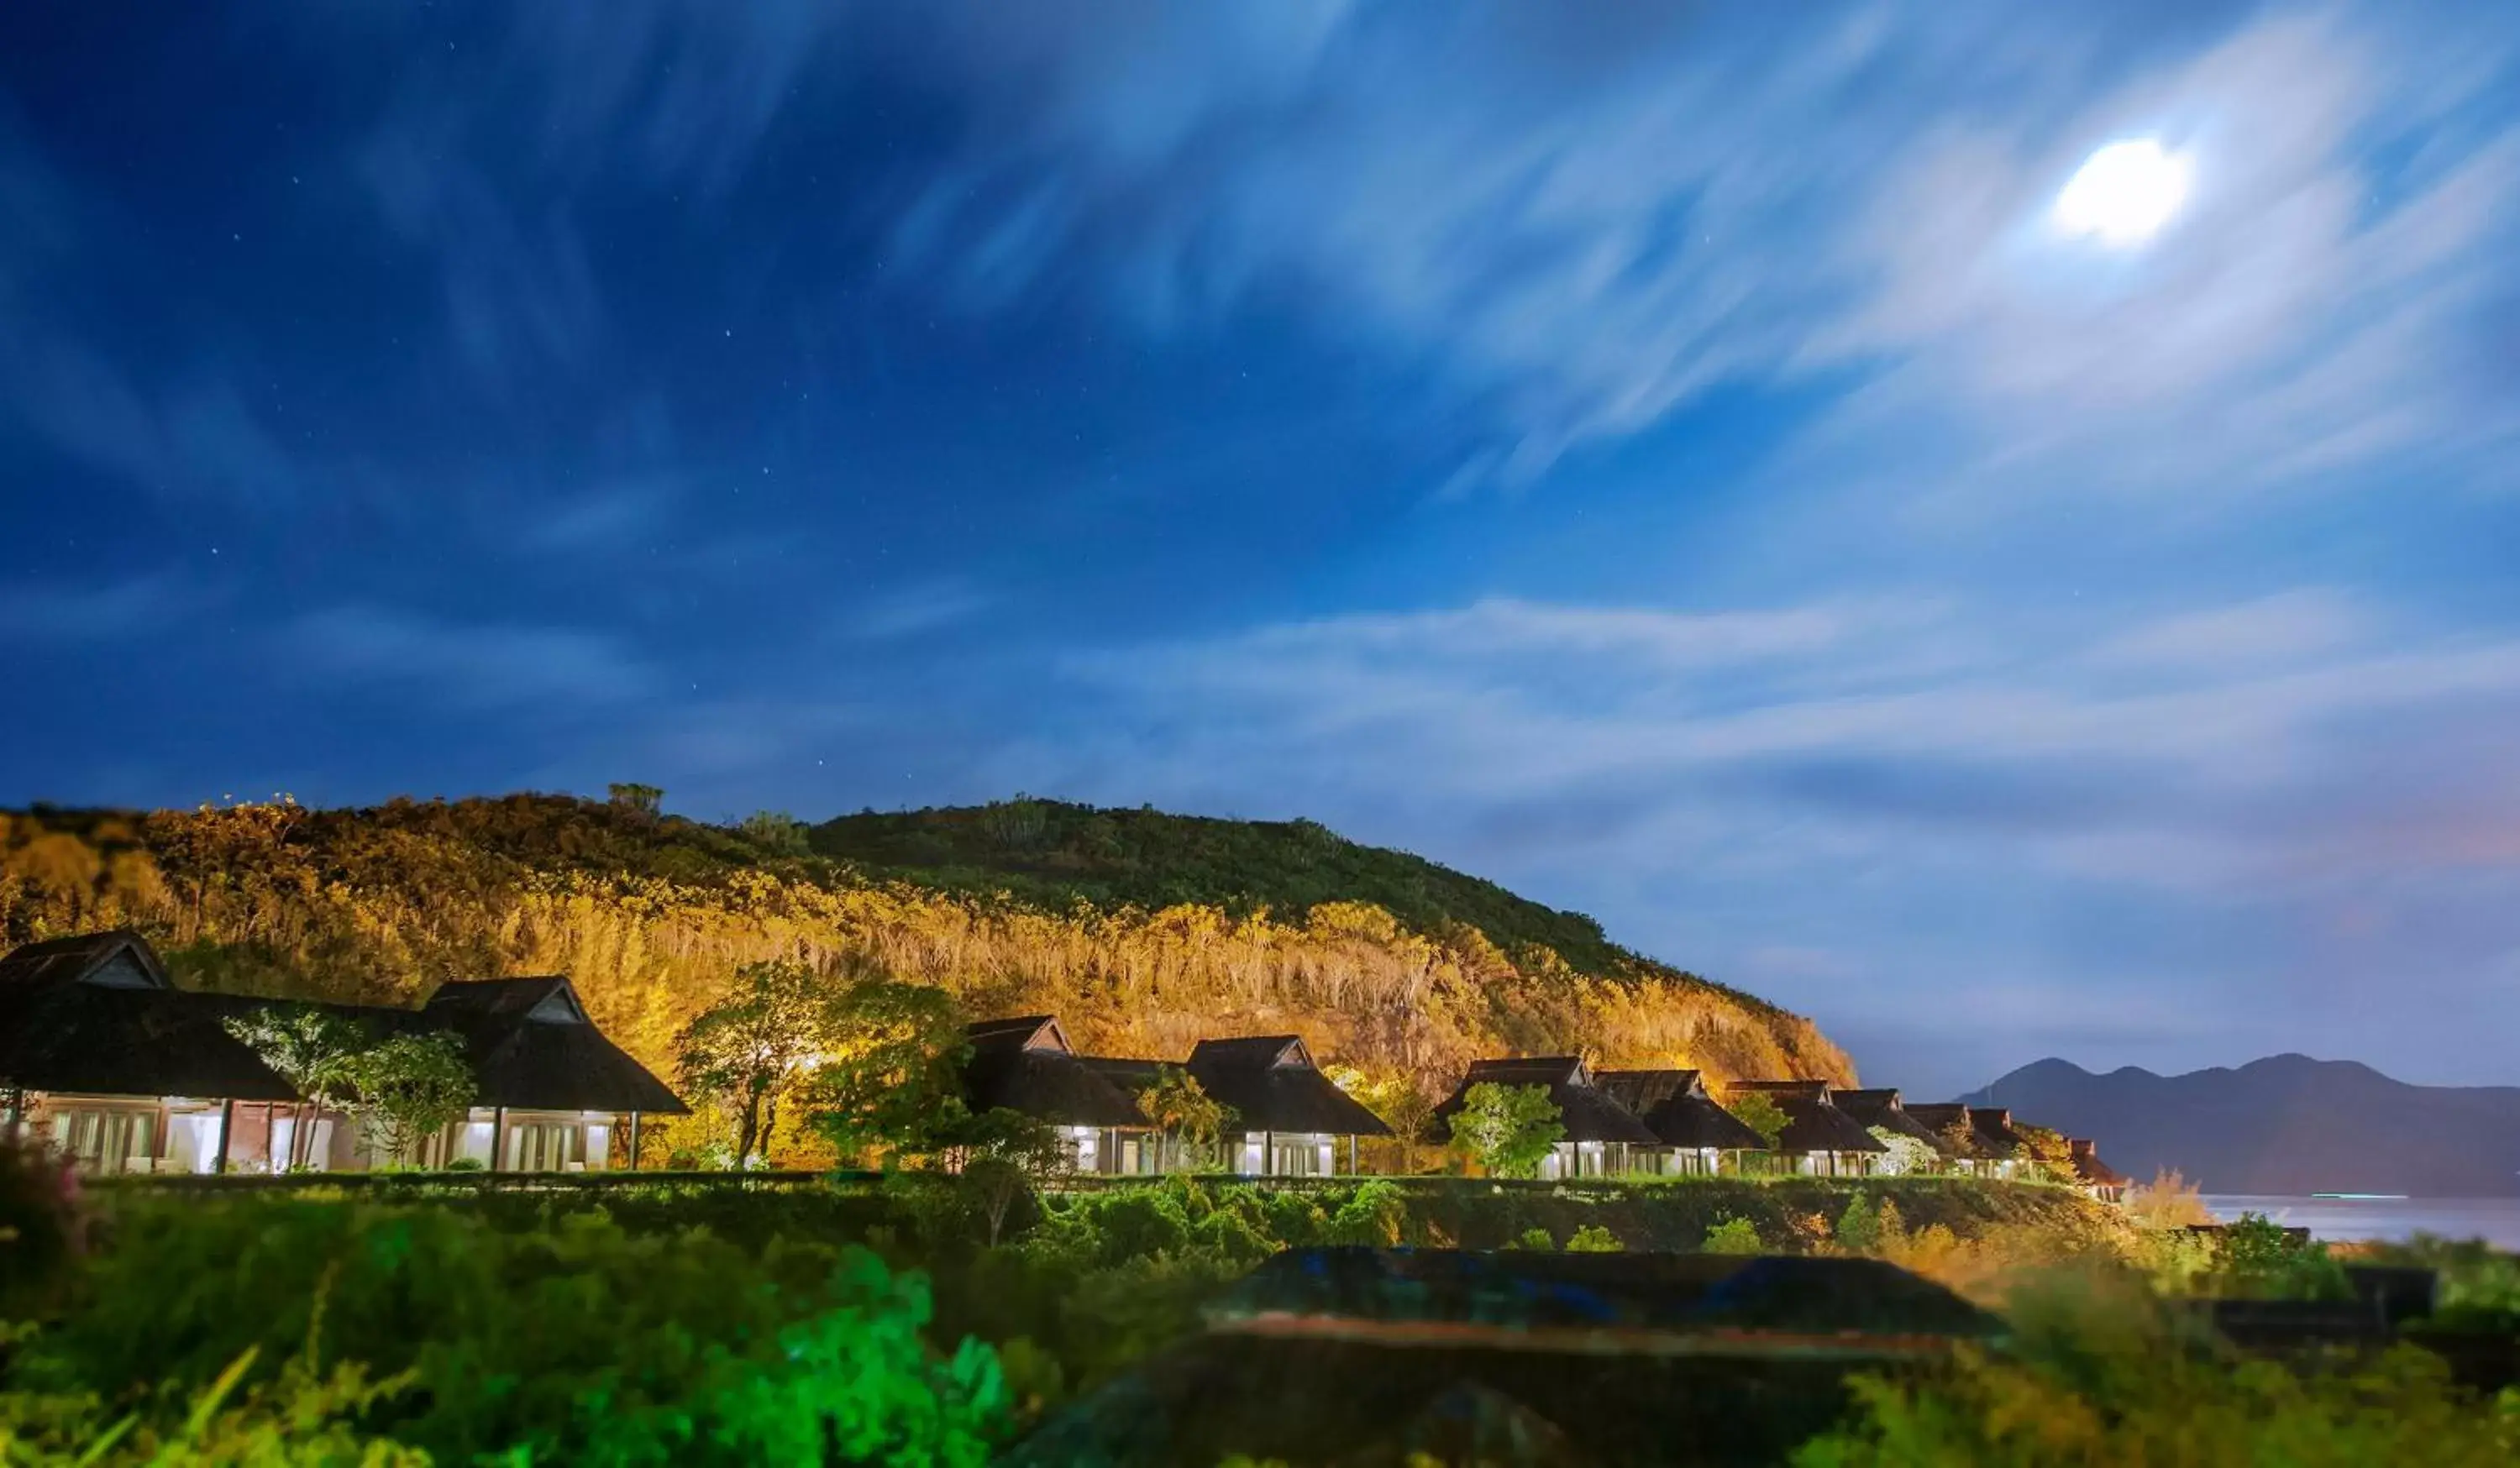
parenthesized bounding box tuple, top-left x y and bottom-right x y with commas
(1565, 1224, 1624, 1253)
(339, 1031, 476, 1165)
(2212, 1212, 2349, 1300)
(1725, 1092, 1792, 1151)
(606, 783, 664, 817)
(1506, 1227, 1557, 1251)
(1835, 1193, 1882, 1254)
(940, 1109, 1068, 1247)
(1320, 1178, 1408, 1248)
(809, 798, 1642, 979)
(0, 1141, 83, 1313)
(0, 1341, 429, 1465)
(2365, 1235, 2520, 1335)
(804, 979, 971, 1163)
(674, 959, 832, 1166)
(1135, 1067, 1233, 1174)
(220, 1005, 365, 1169)
(1703, 1216, 1763, 1255)
(736, 810, 812, 857)
(21, 1198, 1005, 1465)
(1445, 1083, 1564, 1179)
(1794, 1274, 2520, 1466)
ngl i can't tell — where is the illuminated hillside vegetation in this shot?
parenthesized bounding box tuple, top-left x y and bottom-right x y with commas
(0, 794, 1850, 1129)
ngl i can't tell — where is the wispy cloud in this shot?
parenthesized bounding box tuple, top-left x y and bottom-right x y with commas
(284, 605, 658, 709)
(0, 573, 205, 642)
(514, 481, 679, 554)
(838, 579, 999, 642)
(1047, 588, 2520, 897)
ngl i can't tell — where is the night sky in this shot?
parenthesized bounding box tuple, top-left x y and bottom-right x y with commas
(6, 4, 2519, 1098)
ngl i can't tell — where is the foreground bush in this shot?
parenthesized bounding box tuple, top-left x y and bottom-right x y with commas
(1794, 1274, 2520, 1466)
(15, 1198, 1005, 1465)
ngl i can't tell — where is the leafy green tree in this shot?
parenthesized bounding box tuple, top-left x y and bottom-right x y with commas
(939, 1106, 1070, 1246)
(1933, 1114, 1979, 1168)
(2216, 1213, 2349, 1301)
(674, 960, 832, 1167)
(1505, 1227, 1557, 1251)
(221, 1005, 366, 1169)
(1836, 1193, 1882, 1254)
(1326, 1066, 1435, 1174)
(338, 1032, 476, 1166)
(606, 783, 664, 816)
(1137, 1067, 1232, 1172)
(737, 810, 812, 856)
(1723, 1091, 1791, 1152)
(1445, 1083, 1565, 1179)
(1566, 1224, 1625, 1253)
(1703, 1216, 1763, 1255)
(805, 980, 971, 1164)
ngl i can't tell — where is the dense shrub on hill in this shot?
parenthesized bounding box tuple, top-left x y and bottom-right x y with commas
(0, 796, 1850, 1153)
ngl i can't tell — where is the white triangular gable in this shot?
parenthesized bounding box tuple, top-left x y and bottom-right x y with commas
(76, 937, 168, 990)
(525, 982, 589, 1025)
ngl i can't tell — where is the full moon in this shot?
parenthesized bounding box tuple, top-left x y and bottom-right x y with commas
(2052, 139, 2192, 246)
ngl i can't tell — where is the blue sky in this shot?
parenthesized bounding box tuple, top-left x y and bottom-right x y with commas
(5, 3, 2519, 1097)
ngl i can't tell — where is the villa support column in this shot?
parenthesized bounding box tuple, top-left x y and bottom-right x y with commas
(1261, 1129, 1273, 1177)
(213, 1099, 234, 1174)
(490, 1106, 507, 1174)
(627, 1111, 641, 1171)
(1347, 1134, 1357, 1176)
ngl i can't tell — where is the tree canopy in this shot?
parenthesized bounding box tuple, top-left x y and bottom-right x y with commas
(1445, 1082, 1565, 1178)
(673, 960, 831, 1167)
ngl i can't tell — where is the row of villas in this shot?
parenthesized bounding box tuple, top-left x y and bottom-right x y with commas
(0, 932, 2128, 1199)
(966, 1014, 2133, 1198)
(0, 931, 683, 1175)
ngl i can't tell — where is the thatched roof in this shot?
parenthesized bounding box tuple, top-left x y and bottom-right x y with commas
(963, 1016, 1149, 1129)
(1431, 1056, 1662, 1146)
(0, 933, 685, 1114)
(1832, 1088, 1953, 1156)
(421, 978, 688, 1114)
(1965, 1106, 2030, 1160)
(1594, 1069, 1767, 1151)
(1728, 1080, 1885, 1155)
(2070, 1137, 2130, 1188)
(0, 931, 296, 1100)
(1898, 1104, 1984, 1159)
(0, 930, 170, 993)
(1186, 1035, 1391, 1137)
(1079, 1055, 1167, 1094)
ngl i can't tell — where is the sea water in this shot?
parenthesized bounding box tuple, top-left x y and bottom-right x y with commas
(2205, 1194, 2520, 1250)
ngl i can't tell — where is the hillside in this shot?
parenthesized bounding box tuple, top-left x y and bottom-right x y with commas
(0, 794, 1851, 1149)
(1967, 1054, 2520, 1197)
(811, 800, 1695, 990)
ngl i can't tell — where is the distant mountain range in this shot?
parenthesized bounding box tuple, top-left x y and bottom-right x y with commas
(1965, 1055, 2520, 1198)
